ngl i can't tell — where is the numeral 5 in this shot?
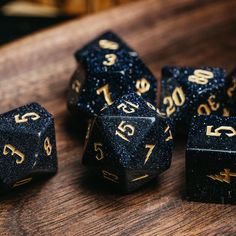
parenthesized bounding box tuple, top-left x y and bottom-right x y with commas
(15, 112, 40, 124)
(206, 125, 236, 137)
(115, 121, 135, 142)
(94, 143, 104, 160)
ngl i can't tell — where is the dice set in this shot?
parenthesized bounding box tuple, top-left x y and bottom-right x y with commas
(66, 31, 236, 200)
(0, 103, 57, 192)
(2, 30, 236, 204)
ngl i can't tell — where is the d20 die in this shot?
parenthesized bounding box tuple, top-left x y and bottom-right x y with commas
(82, 93, 173, 193)
(186, 115, 236, 204)
(0, 103, 57, 192)
(67, 31, 157, 120)
(160, 66, 226, 126)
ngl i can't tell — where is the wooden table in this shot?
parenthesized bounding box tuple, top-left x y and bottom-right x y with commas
(0, 0, 236, 235)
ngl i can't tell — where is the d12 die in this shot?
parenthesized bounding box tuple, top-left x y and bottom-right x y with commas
(0, 103, 57, 192)
(186, 115, 236, 204)
(82, 93, 173, 193)
(160, 66, 226, 125)
(68, 31, 157, 120)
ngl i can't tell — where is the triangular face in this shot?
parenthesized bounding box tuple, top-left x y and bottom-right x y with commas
(100, 93, 157, 118)
(98, 115, 156, 168)
(82, 117, 123, 171)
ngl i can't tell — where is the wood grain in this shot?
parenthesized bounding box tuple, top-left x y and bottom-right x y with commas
(0, 0, 236, 235)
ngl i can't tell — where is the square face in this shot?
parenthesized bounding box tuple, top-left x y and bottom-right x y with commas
(186, 115, 236, 203)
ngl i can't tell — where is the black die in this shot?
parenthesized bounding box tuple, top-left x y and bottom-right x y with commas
(67, 31, 157, 120)
(0, 103, 57, 192)
(160, 66, 226, 127)
(186, 115, 236, 204)
(82, 93, 173, 193)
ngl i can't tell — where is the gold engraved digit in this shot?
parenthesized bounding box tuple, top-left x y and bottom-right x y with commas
(13, 177, 32, 187)
(96, 84, 113, 105)
(103, 54, 117, 66)
(72, 80, 81, 93)
(188, 69, 214, 85)
(117, 100, 139, 114)
(99, 39, 119, 50)
(163, 96, 175, 116)
(115, 121, 135, 142)
(3, 144, 25, 164)
(208, 95, 219, 111)
(144, 144, 155, 164)
(206, 126, 236, 137)
(223, 108, 230, 117)
(163, 87, 185, 116)
(44, 137, 52, 156)
(94, 143, 104, 160)
(165, 126, 173, 142)
(102, 170, 119, 183)
(15, 112, 40, 124)
(197, 104, 211, 115)
(131, 174, 149, 182)
(136, 78, 150, 95)
(227, 78, 236, 97)
(207, 169, 236, 184)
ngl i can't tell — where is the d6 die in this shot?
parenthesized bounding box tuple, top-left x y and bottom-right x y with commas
(160, 66, 226, 126)
(186, 115, 236, 204)
(67, 31, 157, 120)
(82, 93, 173, 192)
(0, 103, 57, 192)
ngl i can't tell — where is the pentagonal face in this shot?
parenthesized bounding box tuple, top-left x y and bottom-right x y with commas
(33, 119, 58, 174)
(160, 66, 226, 124)
(0, 103, 56, 188)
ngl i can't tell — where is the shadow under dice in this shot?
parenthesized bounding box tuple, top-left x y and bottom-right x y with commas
(160, 66, 226, 128)
(67, 31, 157, 120)
(0, 103, 57, 192)
(186, 115, 236, 204)
(82, 93, 173, 193)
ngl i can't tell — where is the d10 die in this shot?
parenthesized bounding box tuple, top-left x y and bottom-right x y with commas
(82, 93, 173, 193)
(68, 31, 157, 120)
(0, 103, 57, 192)
(186, 115, 236, 204)
(160, 66, 226, 126)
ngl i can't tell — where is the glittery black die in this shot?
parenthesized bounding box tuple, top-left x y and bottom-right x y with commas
(160, 66, 226, 129)
(186, 115, 236, 204)
(82, 93, 173, 193)
(0, 103, 57, 192)
(67, 31, 157, 121)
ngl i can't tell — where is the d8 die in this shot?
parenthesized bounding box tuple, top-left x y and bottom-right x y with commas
(68, 31, 157, 120)
(0, 103, 57, 192)
(160, 66, 226, 126)
(186, 115, 236, 204)
(82, 93, 173, 193)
